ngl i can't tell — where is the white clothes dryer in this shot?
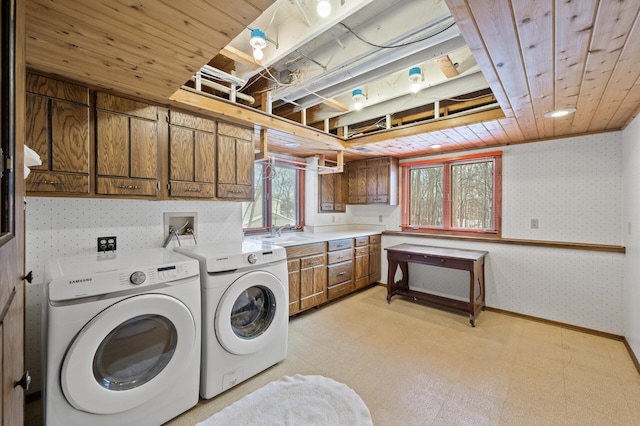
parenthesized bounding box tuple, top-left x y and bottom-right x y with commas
(43, 248, 201, 426)
(175, 240, 288, 399)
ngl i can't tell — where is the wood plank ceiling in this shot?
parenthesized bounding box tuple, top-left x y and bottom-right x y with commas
(24, 0, 640, 161)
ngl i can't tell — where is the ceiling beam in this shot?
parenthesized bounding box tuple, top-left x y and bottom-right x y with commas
(345, 107, 505, 146)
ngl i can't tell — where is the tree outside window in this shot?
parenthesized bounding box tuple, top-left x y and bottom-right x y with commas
(403, 152, 501, 235)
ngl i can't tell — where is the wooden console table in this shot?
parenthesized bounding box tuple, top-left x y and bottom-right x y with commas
(385, 244, 488, 326)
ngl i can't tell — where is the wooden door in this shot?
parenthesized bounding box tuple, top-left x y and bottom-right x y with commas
(0, 0, 26, 422)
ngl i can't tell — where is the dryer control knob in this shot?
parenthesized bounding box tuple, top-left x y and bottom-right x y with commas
(247, 253, 257, 264)
(130, 271, 146, 285)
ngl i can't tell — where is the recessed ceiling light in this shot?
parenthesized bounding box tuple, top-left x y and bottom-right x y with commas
(285, 142, 300, 148)
(544, 108, 576, 118)
(431, 144, 442, 149)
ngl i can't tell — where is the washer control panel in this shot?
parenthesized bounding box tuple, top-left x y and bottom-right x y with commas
(48, 258, 200, 302)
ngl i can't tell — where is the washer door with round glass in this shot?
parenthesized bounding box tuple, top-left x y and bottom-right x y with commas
(60, 294, 197, 415)
(215, 270, 287, 355)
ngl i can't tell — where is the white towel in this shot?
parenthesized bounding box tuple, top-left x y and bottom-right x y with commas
(24, 145, 42, 178)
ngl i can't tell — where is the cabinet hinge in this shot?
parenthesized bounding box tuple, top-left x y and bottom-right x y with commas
(5, 155, 13, 173)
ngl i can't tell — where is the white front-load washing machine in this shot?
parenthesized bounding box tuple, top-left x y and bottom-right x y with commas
(43, 248, 201, 426)
(175, 240, 288, 399)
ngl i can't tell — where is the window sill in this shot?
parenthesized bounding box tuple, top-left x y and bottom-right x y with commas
(382, 230, 625, 253)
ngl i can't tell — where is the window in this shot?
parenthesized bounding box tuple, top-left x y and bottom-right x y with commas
(242, 160, 304, 231)
(401, 151, 501, 235)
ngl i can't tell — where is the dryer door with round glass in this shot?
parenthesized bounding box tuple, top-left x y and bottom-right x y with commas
(215, 270, 287, 355)
(60, 294, 197, 415)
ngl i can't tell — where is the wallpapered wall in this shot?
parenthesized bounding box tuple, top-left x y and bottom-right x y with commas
(622, 113, 640, 362)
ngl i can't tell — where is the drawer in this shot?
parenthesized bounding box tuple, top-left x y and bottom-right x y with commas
(217, 184, 252, 199)
(355, 246, 369, 256)
(328, 238, 353, 251)
(170, 181, 215, 198)
(369, 234, 381, 244)
(301, 254, 325, 268)
(327, 249, 352, 264)
(320, 202, 335, 211)
(97, 177, 157, 196)
(327, 281, 353, 300)
(286, 242, 325, 259)
(287, 259, 299, 273)
(355, 236, 368, 247)
(26, 171, 89, 194)
(328, 261, 352, 286)
(367, 194, 389, 204)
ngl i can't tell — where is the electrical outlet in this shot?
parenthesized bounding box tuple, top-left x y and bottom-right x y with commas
(97, 236, 117, 253)
(530, 219, 539, 229)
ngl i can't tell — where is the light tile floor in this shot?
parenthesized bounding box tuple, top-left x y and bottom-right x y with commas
(27, 285, 640, 425)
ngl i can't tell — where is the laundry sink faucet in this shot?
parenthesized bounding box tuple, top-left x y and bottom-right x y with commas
(271, 224, 289, 238)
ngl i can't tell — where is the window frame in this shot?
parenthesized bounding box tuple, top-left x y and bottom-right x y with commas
(401, 151, 502, 237)
(242, 159, 305, 234)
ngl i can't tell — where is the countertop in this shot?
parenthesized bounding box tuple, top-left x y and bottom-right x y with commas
(244, 229, 382, 247)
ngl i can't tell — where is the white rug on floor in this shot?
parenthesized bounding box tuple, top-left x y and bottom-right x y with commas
(196, 374, 373, 426)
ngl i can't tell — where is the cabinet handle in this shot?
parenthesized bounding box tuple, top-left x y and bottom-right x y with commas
(38, 180, 59, 185)
(186, 188, 202, 192)
(338, 271, 347, 276)
(118, 185, 140, 190)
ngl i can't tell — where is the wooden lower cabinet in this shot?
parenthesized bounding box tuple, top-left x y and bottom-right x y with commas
(286, 243, 326, 316)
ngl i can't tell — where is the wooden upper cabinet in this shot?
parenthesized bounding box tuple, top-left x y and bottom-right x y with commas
(96, 93, 159, 197)
(319, 168, 348, 213)
(168, 110, 217, 199)
(25, 73, 90, 195)
(347, 157, 399, 205)
(217, 122, 254, 200)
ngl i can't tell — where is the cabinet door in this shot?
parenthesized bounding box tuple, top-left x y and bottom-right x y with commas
(369, 240, 382, 284)
(25, 88, 90, 194)
(334, 170, 347, 211)
(366, 158, 389, 204)
(287, 259, 301, 316)
(319, 173, 335, 212)
(97, 111, 128, 177)
(300, 256, 326, 311)
(217, 135, 254, 200)
(169, 126, 194, 182)
(347, 161, 367, 204)
(355, 247, 370, 289)
(130, 117, 157, 179)
(319, 171, 347, 212)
